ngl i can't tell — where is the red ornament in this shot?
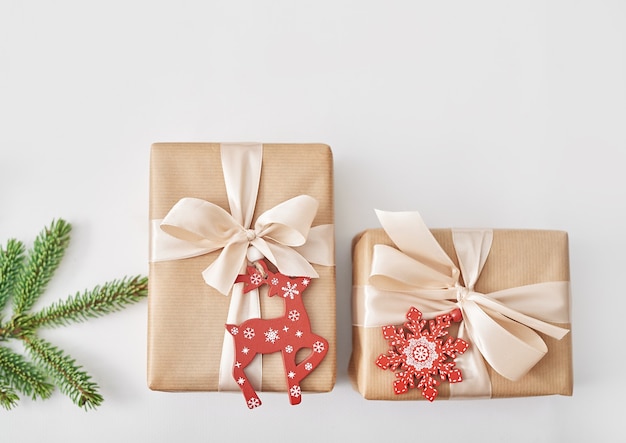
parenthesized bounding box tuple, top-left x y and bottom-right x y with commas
(227, 260, 329, 409)
(375, 306, 468, 401)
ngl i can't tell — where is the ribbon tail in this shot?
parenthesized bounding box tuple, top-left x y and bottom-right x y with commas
(202, 241, 249, 295)
(218, 284, 262, 391)
(449, 321, 492, 398)
(462, 300, 549, 381)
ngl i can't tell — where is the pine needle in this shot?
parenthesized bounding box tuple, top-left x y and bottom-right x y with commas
(23, 336, 103, 410)
(13, 220, 71, 315)
(0, 382, 20, 410)
(23, 276, 148, 330)
(0, 239, 25, 312)
(0, 345, 54, 401)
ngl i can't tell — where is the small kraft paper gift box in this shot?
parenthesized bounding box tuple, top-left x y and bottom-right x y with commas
(148, 143, 336, 408)
(349, 210, 572, 401)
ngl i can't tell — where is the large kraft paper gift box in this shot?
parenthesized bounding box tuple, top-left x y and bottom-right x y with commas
(148, 143, 336, 397)
(349, 210, 572, 400)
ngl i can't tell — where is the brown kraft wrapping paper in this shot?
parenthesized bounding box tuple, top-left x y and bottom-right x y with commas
(148, 143, 336, 392)
(349, 228, 573, 400)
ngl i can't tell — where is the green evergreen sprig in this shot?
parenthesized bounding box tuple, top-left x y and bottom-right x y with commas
(0, 219, 147, 410)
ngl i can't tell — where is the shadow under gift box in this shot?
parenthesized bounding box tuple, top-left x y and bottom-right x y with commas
(349, 228, 573, 400)
(148, 143, 336, 393)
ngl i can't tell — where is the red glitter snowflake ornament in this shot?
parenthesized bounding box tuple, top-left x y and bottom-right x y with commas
(375, 306, 469, 401)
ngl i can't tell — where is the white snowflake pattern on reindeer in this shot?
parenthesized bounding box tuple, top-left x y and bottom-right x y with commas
(313, 341, 325, 353)
(247, 397, 260, 409)
(289, 385, 302, 398)
(264, 328, 280, 343)
(250, 272, 263, 286)
(282, 281, 299, 299)
(243, 327, 255, 339)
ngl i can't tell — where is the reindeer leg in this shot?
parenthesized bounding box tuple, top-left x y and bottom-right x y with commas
(232, 360, 262, 409)
(226, 324, 262, 409)
(281, 349, 303, 405)
(277, 336, 330, 405)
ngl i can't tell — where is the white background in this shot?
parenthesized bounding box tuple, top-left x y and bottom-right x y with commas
(1, 1, 624, 442)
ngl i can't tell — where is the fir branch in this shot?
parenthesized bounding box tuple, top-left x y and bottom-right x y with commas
(23, 276, 148, 330)
(0, 381, 20, 410)
(0, 219, 147, 409)
(0, 239, 25, 312)
(23, 335, 103, 410)
(13, 220, 71, 315)
(0, 345, 53, 401)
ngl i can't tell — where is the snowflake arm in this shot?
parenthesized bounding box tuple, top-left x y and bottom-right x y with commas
(393, 368, 417, 395)
(441, 336, 470, 359)
(375, 350, 405, 372)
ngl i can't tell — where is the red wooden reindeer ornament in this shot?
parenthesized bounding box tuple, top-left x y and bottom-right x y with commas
(226, 260, 329, 409)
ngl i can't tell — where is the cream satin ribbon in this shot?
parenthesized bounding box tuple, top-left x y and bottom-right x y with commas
(150, 143, 334, 391)
(353, 210, 570, 398)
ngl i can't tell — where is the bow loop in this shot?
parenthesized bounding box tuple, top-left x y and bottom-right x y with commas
(160, 198, 241, 249)
(375, 209, 456, 275)
(369, 244, 457, 292)
(254, 195, 319, 246)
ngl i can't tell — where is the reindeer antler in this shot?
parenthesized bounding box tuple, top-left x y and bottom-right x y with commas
(234, 261, 270, 293)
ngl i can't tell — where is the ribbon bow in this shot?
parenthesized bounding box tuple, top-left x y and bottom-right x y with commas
(359, 210, 569, 395)
(149, 143, 334, 390)
(156, 194, 323, 295)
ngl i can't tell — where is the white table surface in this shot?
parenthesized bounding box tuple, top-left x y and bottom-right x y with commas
(1, 1, 623, 442)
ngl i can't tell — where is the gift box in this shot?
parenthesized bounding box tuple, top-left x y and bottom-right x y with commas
(349, 210, 572, 400)
(148, 143, 336, 396)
